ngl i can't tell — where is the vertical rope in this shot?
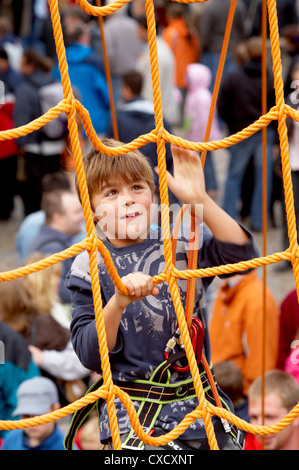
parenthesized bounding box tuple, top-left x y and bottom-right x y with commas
(145, 0, 218, 449)
(49, 0, 121, 450)
(261, 0, 268, 449)
(200, 0, 238, 167)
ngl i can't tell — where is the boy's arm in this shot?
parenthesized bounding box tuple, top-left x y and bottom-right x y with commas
(162, 145, 249, 245)
(67, 271, 159, 369)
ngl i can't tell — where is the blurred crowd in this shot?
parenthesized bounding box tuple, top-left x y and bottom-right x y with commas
(1, 0, 299, 451)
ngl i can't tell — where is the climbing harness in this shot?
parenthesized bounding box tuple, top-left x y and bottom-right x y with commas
(64, 349, 243, 450)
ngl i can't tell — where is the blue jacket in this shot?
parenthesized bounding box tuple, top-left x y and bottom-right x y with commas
(27, 224, 75, 304)
(1, 426, 66, 450)
(0, 322, 40, 436)
(53, 43, 110, 135)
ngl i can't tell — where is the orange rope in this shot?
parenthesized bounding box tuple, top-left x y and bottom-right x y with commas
(95, 0, 119, 141)
(200, 0, 238, 167)
(261, 0, 268, 448)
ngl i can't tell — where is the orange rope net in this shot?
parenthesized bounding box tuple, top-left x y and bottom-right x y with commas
(0, 0, 299, 451)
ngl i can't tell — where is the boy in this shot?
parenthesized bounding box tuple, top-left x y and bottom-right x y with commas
(66, 139, 259, 450)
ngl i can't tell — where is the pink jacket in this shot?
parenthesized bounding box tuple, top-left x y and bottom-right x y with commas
(183, 63, 221, 143)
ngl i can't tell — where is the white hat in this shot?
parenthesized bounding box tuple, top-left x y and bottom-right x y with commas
(12, 377, 59, 417)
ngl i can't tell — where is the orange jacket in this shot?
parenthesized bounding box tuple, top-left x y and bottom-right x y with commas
(209, 270, 279, 394)
(162, 18, 200, 88)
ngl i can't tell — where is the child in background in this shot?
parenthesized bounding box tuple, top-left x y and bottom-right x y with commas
(183, 63, 221, 197)
(1, 377, 67, 450)
(163, 3, 200, 106)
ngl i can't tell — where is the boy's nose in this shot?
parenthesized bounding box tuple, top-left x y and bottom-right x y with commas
(120, 192, 134, 205)
(121, 189, 134, 205)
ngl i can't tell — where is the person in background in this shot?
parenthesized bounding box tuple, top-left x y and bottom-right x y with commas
(218, 36, 276, 232)
(276, 288, 299, 372)
(213, 360, 249, 431)
(247, 370, 299, 450)
(162, 3, 200, 116)
(26, 188, 84, 304)
(136, 14, 181, 127)
(209, 269, 279, 395)
(16, 171, 85, 265)
(103, 2, 143, 107)
(183, 62, 221, 198)
(53, 14, 110, 138)
(0, 16, 23, 71)
(0, 47, 23, 220)
(13, 48, 66, 215)
(275, 61, 299, 271)
(198, 0, 246, 92)
(0, 321, 40, 437)
(0, 276, 90, 407)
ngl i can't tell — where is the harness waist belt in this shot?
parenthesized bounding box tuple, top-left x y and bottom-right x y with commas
(113, 376, 199, 404)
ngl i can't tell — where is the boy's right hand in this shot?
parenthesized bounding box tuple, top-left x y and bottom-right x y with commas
(115, 272, 159, 309)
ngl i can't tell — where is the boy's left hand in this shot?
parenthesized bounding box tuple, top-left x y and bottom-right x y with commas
(115, 272, 159, 309)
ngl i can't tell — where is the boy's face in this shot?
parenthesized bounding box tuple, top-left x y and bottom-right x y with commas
(248, 392, 294, 450)
(92, 178, 154, 247)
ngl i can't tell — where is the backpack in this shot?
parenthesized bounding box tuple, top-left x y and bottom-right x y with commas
(38, 82, 68, 140)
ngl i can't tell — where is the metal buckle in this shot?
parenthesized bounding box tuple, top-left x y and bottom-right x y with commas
(121, 427, 152, 450)
(232, 429, 245, 450)
(146, 385, 164, 401)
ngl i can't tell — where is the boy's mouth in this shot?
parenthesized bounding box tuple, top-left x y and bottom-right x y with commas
(124, 212, 141, 219)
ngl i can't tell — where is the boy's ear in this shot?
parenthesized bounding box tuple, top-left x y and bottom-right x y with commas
(93, 211, 99, 225)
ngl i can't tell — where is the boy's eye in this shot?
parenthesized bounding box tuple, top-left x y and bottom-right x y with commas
(106, 189, 118, 196)
(132, 184, 143, 190)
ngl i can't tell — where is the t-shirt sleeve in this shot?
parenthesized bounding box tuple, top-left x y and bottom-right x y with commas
(198, 224, 259, 277)
(66, 273, 102, 372)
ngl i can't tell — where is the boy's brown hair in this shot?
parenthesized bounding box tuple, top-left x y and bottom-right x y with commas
(78, 138, 156, 210)
(248, 370, 299, 412)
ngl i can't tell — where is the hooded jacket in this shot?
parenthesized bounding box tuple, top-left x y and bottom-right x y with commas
(209, 270, 279, 394)
(218, 59, 276, 135)
(163, 18, 200, 88)
(53, 42, 110, 135)
(184, 63, 221, 143)
(0, 321, 40, 431)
